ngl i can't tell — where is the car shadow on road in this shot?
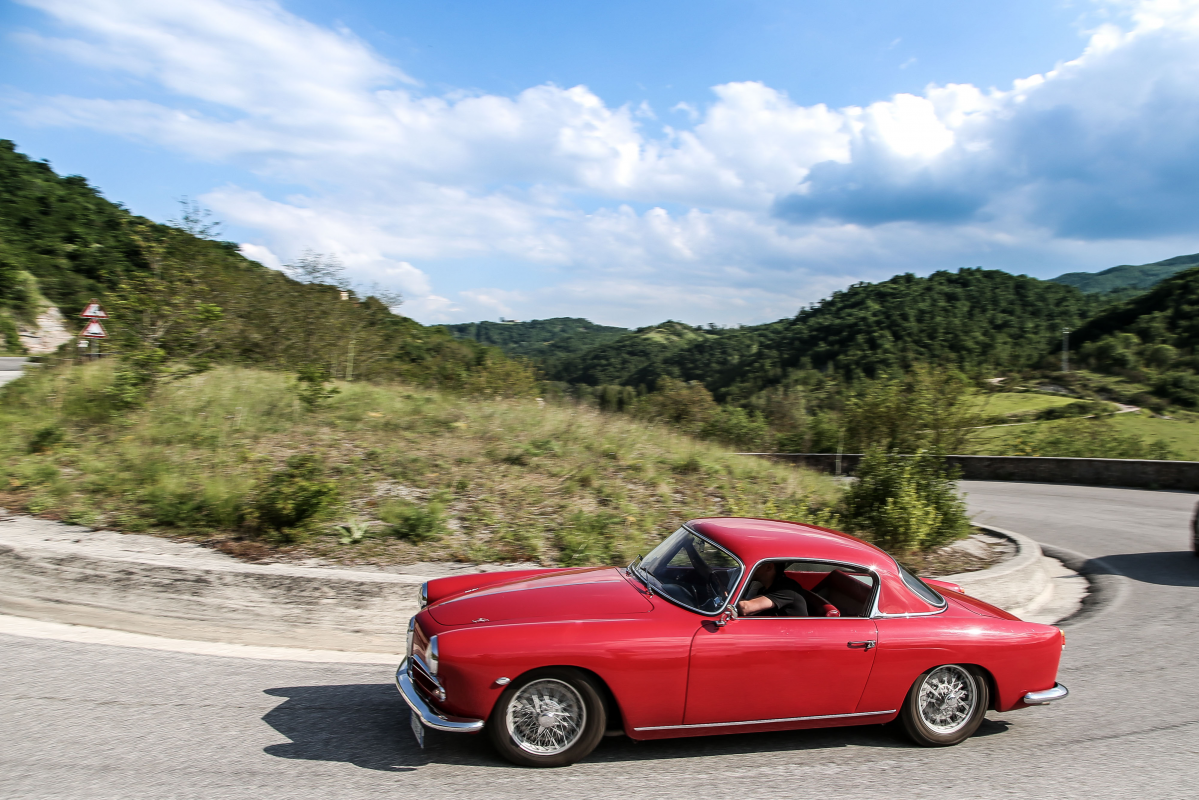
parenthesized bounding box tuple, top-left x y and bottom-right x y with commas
(260, 684, 1012, 771)
(261, 684, 498, 771)
(1087, 552, 1199, 587)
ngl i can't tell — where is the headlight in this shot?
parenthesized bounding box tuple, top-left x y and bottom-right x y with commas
(427, 635, 439, 676)
(406, 617, 415, 658)
(418, 582, 428, 609)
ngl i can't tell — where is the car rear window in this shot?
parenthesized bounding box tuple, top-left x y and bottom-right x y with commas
(897, 563, 947, 608)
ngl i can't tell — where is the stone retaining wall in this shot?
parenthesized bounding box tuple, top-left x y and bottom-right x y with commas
(747, 453, 1199, 491)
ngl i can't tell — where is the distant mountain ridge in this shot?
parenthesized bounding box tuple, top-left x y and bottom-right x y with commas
(439, 317, 629, 367)
(1050, 253, 1199, 298)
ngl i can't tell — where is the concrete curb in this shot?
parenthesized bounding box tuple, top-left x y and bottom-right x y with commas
(0, 518, 429, 653)
(0, 514, 1088, 662)
(943, 525, 1052, 617)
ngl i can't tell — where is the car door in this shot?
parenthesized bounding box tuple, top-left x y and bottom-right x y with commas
(683, 616, 879, 725)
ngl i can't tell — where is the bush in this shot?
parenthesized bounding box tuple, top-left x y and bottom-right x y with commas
(27, 424, 64, 454)
(378, 493, 448, 542)
(294, 365, 340, 410)
(698, 407, 773, 451)
(1154, 371, 1199, 409)
(841, 448, 970, 553)
(1036, 400, 1113, 420)
(633, 377, 718, 432)
(253, 455, 338, 537)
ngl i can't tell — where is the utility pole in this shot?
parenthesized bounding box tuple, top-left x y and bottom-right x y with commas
(1062, 328, 1070, 373)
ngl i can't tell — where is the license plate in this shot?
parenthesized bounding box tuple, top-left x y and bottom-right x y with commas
(410, 710, 426, 748)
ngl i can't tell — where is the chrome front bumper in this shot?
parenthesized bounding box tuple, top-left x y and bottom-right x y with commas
(1023, 682, 1069, 705)
(395, 658, 485, 733)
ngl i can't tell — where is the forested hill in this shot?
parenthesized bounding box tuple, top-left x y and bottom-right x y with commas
(0, 140, 524, 391)
(440, 317, 628, 366)
(546, 269, 1104, 399)
(1069, 266, 1199, 407)
(1051, 253, 1199, 300)
(0, 139, 160, 310)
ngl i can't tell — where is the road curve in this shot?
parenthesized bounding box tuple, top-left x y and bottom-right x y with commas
(2, 482, 1196, 800)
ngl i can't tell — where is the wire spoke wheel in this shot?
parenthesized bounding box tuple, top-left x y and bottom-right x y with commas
(917, 665, 978, 734)
(505, 679, 586, 755)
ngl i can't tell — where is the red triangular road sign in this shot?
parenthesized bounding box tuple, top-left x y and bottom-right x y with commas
(80, 300, 108, 319)
(80, 319, 107, 338)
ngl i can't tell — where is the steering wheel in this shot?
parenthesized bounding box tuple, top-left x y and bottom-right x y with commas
(681, 540, 722, 604)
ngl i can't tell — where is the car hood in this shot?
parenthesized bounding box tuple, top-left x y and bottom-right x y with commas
(427, 567, 653, 626)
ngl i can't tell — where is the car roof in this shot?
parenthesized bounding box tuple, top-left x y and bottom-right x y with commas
(687, 517, 895, 571)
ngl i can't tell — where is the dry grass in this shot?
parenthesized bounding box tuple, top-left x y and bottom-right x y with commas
(0, 362, 841, 567)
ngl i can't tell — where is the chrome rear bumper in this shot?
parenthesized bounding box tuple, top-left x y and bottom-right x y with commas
(1023, 682, 1069, 705)
(395, 658, 485, 733)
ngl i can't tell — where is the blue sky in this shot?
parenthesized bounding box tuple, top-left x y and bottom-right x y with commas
(4, 0, 1199, 326)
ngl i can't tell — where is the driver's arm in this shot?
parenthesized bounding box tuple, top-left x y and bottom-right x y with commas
(737, 595, 773, 616)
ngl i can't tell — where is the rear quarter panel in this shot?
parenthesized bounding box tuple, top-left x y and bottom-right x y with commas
(857, 609, 1063, 714)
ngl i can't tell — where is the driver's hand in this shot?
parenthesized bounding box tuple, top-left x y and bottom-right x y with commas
(738, 596, 773, 616)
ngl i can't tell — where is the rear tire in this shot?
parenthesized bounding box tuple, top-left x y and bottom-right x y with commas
(900, 664, 988, 747)
(487, 667, 606, 768)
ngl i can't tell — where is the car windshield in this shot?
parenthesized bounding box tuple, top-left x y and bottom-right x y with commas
(635, 527, 743, 614)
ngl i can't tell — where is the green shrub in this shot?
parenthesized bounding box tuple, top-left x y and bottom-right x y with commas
(378, 493, 448, 542)
(253, 455, 338, 536)
(1154, 371, 1199, 409)
(841, 448, 970, 553)
(0, 312, 22, 354)
(699, 406, 773, 450)
(1036, 400, 1113, 420)
(27, 424, 64, 454)
(295, 365, 341, 410)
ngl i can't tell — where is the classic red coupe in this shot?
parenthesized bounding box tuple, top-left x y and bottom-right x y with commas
(396, 518, 1068, 767)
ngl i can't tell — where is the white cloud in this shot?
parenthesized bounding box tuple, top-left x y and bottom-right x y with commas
(11, 0, 1199, 325)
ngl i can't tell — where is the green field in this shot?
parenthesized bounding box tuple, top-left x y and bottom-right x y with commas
(972, 410, 1199, 460)
(970, 392, 1085, 417)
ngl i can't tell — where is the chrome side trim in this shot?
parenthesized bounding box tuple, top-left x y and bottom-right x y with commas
(871, 607, 949, 619)
(395, 658, 484, 733)
(633, 709, 896, 732)
(1023, 683, 1069, 705)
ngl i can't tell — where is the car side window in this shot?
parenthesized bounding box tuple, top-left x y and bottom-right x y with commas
(739, 560, 876, 618)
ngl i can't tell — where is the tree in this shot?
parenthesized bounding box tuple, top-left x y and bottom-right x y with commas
(843, 365, 982, 455)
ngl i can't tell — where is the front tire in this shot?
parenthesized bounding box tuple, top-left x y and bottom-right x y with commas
(487, 668, 606, 767)
(900, 664, 988, 746)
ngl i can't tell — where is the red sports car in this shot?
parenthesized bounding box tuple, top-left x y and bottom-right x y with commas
(397, 518, 1068, 767)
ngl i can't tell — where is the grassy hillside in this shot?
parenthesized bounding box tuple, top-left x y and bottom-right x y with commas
(0, 139, 529, 391)
(0, 361, 840, 566)
(1051, 253, 1199, 300)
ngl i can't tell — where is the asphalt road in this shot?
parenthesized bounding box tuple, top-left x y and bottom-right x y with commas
(2, 482, 1197, 800)
(0, 357, 29, 388)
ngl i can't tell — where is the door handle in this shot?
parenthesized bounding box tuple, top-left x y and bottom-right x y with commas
(847, 640, 876, 650)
